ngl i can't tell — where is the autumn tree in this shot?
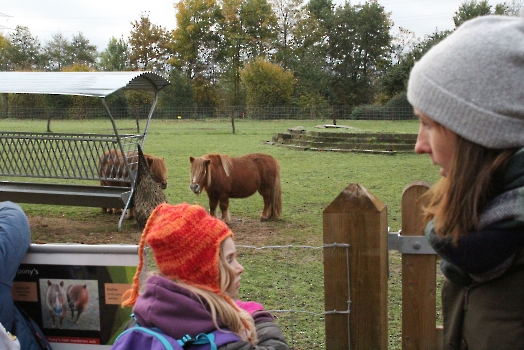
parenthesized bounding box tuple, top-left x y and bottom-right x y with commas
(0, 33, 10, 71)
(218, 0, 278, 105)
(171, 0, 223, 81)
(128, 13, 172, 72)
(99, 36, 130, 71)
(240, 0, 279, 58)
(240, 58, 294, 106)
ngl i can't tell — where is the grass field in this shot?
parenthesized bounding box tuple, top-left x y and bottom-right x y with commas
(4, 117, 443, 349)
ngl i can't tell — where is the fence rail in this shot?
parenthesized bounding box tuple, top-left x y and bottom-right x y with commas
(0, 106, 416, 121)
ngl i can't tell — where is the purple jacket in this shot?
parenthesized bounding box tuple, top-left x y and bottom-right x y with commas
(132, 275, 289, 350)
(133, 275, 225, 338)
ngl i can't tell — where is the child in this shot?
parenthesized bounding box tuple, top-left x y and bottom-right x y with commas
(118, 202, 289, 349)
(407, 15, 524, 350)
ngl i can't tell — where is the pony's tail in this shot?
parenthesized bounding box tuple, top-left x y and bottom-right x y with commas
(270, 163, 282, 220)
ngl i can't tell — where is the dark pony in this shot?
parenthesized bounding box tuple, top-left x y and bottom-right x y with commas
(190, 153, 282, 222)
(98, 149, 168, 219)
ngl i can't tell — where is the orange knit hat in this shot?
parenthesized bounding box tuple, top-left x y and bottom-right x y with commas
(122, 202, 233, 306)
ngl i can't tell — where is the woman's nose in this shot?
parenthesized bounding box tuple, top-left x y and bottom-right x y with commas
(414, 129, 429, 154)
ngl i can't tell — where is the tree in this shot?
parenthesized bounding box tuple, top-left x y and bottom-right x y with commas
(0, 33, 11, 71)
(158, 68, 195, 107)
(218, 0, 280, 105)
(43, 32, 69, 71)
(501, 0, 523, 15)
(239, 0, 279, 58)
(218, 0, 245, 105)
(328, 1, 392, 105)
(288, 6, 332, 106)
(99, 36, 130, 71)
(7, 25, 43, 71)
(65, 32, 97, 68)
(240, 58, 294, 106)
(453, 0, 506, 27)
(171, 0, 223, 79)
(128, 13, 172, 72)
(269, 0, 303, 69)
(381, 29, 450, 99)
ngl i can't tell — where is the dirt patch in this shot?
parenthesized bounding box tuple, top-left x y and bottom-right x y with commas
(27, 213, 281, 247)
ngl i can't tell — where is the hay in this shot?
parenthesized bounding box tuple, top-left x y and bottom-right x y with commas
(133, 145, 167, 229)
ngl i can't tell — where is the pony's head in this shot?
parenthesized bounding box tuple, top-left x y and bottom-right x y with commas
(189, 156, 211, 194)
(46, 280, 66, 315)
(145, 155, 168, 189)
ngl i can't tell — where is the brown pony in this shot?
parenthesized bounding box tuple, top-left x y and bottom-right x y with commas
(66, 284, 89, 324)
(190, 153, 282, 222)
(45, 280, 67, 329)
(99, 150, 168, 219)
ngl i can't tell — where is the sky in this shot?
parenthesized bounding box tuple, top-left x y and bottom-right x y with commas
(0, 0, 465, 52)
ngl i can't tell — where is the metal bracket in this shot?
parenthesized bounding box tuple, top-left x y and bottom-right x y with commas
(388, 231, 436, 255)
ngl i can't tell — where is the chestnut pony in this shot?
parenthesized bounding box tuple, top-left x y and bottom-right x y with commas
(99, 150, 168, 218)
(190, 153, 282, 222)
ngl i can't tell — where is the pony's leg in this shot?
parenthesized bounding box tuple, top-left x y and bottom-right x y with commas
(219, 198, 231, 223)
(209, 196, 219, 218)
(260, 191, 272, 221)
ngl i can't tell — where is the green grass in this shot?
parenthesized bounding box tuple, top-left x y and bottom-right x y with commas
(3, 118, 442, 349)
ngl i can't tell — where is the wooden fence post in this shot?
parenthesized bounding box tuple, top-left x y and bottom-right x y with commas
(323, 183, 388, 349)
(401, 181, 437, 349)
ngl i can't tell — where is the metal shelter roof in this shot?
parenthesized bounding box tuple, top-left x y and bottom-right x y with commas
(0, 71, 170, 97)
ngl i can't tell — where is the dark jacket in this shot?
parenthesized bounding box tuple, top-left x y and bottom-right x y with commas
(132, 275, 289, 350)
(428, 149, 524, 349)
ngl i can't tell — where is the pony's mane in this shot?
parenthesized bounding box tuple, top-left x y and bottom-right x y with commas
(198, 154, 233, 189)
(218, 154, 233, 177)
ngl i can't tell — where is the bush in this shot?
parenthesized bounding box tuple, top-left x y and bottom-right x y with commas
(384, 92, 415, 119)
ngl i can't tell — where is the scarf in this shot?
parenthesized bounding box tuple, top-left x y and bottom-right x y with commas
(427, 148, 524, 286)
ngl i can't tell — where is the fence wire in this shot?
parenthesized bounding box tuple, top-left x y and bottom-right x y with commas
(236, 244, 351, 350)
(1, 106, 416, 121)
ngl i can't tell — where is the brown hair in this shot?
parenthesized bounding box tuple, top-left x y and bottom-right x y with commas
(422, 133, 518, 242)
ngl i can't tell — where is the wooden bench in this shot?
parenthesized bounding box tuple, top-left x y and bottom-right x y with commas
(0, 72, 170, 230)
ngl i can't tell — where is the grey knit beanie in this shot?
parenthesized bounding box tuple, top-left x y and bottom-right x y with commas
(407, 15, 524, 149)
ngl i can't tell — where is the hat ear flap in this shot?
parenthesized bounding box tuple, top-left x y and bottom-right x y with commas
(121, 203, 164, 307)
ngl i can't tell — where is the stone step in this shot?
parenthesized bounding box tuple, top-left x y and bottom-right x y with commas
(271, 130, 417, 154)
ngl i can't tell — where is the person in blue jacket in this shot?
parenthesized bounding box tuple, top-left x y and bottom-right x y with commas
(0, 201, 51, 349)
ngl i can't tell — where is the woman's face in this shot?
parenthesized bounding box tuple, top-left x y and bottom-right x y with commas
(414, 110, 457, 177)
(222, 237, 244, 298)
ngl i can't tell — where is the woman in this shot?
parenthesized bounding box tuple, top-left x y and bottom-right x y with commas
(118, 202, 289, 350)
(407, 15, 524, 350)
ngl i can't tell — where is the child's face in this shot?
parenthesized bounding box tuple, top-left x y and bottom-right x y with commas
(414, 110, 457, 177)
(222, 237, 244, 298)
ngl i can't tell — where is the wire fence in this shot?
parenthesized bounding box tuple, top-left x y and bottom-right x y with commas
(0, 106, 416, 121)
(236, 244, 350, 350)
